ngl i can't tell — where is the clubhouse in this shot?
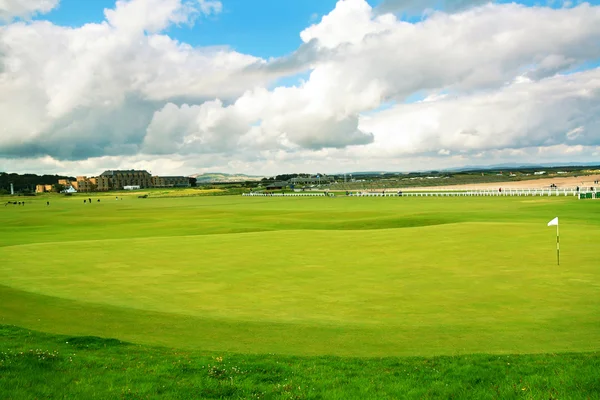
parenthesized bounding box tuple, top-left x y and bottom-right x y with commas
(36, 170, 190, 193)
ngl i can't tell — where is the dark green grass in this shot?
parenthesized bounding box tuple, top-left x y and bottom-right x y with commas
(1, 325, 599, 399)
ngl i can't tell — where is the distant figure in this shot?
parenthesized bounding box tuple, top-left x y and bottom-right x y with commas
(84, 200, 86, 204)
(89, 198, 91, 203)
(47, 201, 49, 206)
(97, 199, 100, 202)
(22, 201, 24, 206)
(116, 196, 118, 200)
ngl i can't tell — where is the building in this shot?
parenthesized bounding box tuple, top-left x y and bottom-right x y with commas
(152, 176, 190, 188)
(74, 176, 97, 192)
(35, 184, 54, 193)
(289, 176, 333, 185)
(34, 170, 189, 193)
(97, 170, 153, 191)
(266, 181, 288, 190)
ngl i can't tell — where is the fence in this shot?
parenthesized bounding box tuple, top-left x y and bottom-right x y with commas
(579, 192, 600, 200)
(243, 193, 328, 197)
(348, 188, 584, 197)
(242, 188, 597, 198)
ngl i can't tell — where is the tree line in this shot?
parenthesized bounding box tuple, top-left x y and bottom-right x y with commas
(0, 172, 76, 194)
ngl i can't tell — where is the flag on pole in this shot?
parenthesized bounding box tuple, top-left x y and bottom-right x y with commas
(547, 217, 559, 265)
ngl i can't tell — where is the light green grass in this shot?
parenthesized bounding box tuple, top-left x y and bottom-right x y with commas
(1, 195, 599, 357)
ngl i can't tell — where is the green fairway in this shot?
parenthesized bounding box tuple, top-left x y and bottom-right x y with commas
(1, 194, 599, 356)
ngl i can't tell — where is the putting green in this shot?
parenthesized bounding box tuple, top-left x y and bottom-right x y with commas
(1, 195, 599, 356)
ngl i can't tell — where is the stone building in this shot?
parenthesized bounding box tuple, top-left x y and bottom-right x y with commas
(152, 176, 190, 188)
(97, 170, 153, 191)
(74, 177, 97, 192)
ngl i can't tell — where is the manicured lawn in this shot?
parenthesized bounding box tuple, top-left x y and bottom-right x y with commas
(1, 194, 599, 357)
(2, 194, 599, 397)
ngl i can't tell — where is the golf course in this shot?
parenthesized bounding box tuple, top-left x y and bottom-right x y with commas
(1, 192, 599, 398)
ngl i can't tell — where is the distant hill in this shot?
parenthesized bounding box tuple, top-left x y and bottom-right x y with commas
(191, 173, 264, 183)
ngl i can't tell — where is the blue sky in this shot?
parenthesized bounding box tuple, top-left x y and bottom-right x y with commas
(40, 0, 600, 59)
(42, 0, 380, 58)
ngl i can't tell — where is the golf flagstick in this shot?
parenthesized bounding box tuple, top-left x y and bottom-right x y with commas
(547, 217, 559, 265)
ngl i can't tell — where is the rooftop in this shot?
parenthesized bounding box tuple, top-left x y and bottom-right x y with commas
(100, 170, 150, 176)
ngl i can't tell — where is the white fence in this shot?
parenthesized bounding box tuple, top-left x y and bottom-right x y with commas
(243, 188, 595, 198)
(348, 188, 584, 197)
(243, 193, 328, 197)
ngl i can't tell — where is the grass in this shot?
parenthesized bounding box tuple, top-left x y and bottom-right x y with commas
(1, 325, 599, 399)
(1, 193, 599, 397)
(1, 194, 599, 355)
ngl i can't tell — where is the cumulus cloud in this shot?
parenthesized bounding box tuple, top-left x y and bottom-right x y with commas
(0, 0, 59, 22)
(1, 0, 600, 175)
(0, 0, 268, 160)
(104, 0, 221, 33)
(358, 68, 600, 157)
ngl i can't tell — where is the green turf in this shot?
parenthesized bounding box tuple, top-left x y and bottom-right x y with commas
(2, 325, 599, 399)
(1, 194, 599, 357)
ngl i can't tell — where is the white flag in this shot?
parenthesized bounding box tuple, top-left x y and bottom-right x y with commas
(547, 217, 559, 226)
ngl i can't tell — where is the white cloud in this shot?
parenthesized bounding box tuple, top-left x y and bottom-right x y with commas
(359, 68, 600, 157)
(0, 0, 59, 22)
(566, 126, 585, 140)
(300, 1, 600, 93)
(198, 0, 221, 15)
(1, 0, 600, 175)
(104, 0, 221, 33)
(139, 1, 600, 160)
(0, 0, 267, 159)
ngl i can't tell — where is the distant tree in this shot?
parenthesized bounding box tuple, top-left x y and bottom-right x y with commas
(53, 183, 65, 193)
(189, 177, 197, 187)
(0, 172, 75, 192)
(275, 174, 300, 181)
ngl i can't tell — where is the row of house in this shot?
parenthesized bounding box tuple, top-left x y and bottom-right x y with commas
(36, 170, 189, 193)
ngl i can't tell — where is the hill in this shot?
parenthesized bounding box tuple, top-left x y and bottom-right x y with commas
(191, 172, 264, 183)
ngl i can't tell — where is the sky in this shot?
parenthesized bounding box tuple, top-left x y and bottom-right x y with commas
(0, 0, 599, 176)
